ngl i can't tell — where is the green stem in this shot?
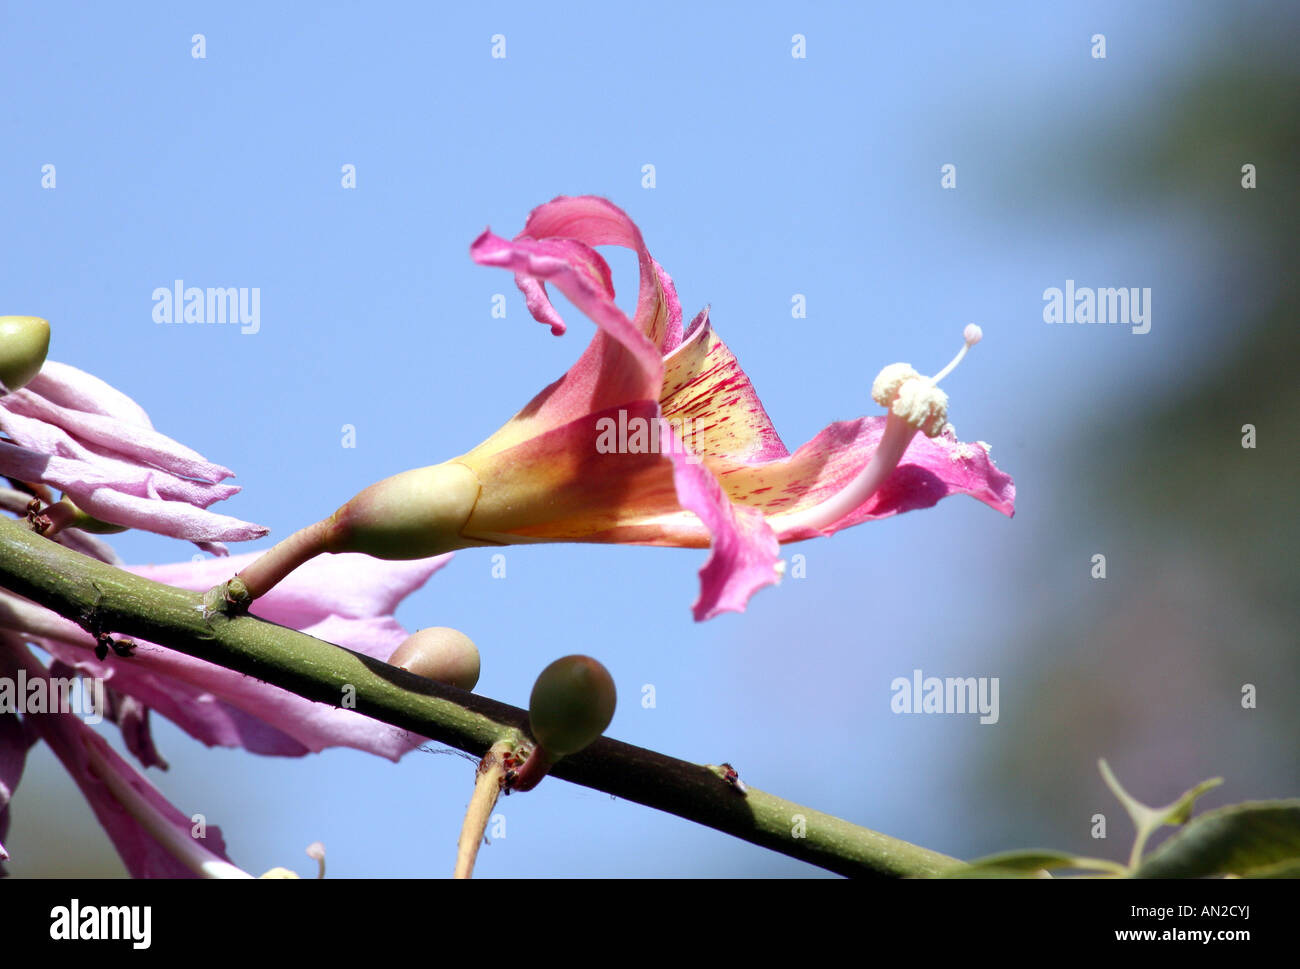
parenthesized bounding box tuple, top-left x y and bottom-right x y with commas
(229, 517, 332, 601)
(0, 518, 957, 878)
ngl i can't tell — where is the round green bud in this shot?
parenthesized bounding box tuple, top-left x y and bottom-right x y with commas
(528, 655, 617, 756)
(324, 461, 482, 560)
(387, 626, 480, 691)
(0, 316, 51, 391)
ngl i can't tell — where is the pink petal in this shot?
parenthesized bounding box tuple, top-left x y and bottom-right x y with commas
(659, 309, 789, 465)
(42, 636, 421, 760)
(459, 400, 687, 543)
(0, 440, 266, 542)
(512, 237, 616, 336)
(0, 709, 29, 867)
(726, 418, 1017, 542)
(662, 424, 782, 621)
(518, 195, 684, 352)
(94, 679, 170, 770)
(2, 388, 234, 483)
(464, 198, 683, 462)
(54, 527, 124, 565)
(454, 396, 781, 620)
(132, 550, 452, 628)
(67, 487, 267, 543)
(24, 361, 155, 429)
(0, 645, 235, 877)
(472, 230, 664, 403)
(467, 232, 666, 466)
(0, 408, 240, 506)
(2, 548, 450, 761)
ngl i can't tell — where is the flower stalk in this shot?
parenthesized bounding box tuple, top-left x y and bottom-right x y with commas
(453, 739, 514, 879)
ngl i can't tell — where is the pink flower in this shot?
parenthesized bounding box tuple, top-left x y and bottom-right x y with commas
(0, 549, 451, 875)
(450, 196, 1016, 619)
(0, 341, 267, 550)
(230, 196, 1014, 622)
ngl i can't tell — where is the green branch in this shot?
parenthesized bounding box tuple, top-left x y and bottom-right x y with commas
(0, 518, 957, 878)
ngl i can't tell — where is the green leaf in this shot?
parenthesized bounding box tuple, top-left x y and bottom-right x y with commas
(1134, 800, 1300, 878)
(1159, 777, 1225, 827)
(943, 850, 1125, 878)
(1242, 858, 1300, 878)
(1098, 758, 1223, 830)
(1097, 758, 1223, 868)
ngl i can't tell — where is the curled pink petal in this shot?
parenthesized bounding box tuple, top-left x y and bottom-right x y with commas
(472, 230, 663, 404)
(519, 195, 684, 351)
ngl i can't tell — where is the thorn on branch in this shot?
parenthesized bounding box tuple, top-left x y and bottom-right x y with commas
(720, 762, 748, 795)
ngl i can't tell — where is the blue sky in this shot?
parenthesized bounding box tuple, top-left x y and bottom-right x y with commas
(1, 2, 1277, 877)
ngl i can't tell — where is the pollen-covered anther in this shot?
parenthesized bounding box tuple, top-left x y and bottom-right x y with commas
(870, 325, 982, 439)
(890, 378, 949, 439)
(870, 363, 921, 410)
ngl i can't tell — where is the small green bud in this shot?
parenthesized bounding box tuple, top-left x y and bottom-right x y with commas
(387, 626, 480, 691)
(324, 461, 482, 560)
(0, 316, 51, 391)
(528, 655, 617, 756)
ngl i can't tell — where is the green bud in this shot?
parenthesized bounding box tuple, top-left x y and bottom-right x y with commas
(0, 316, 51, 391)
(528, 655, 617, 756)
(387, 626, 480, 691)
(324, 461, 482, 560)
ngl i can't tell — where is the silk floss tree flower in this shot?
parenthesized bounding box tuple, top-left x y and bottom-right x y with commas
(220, 196, 1015, 620)
(0, 316, 460, 874)
(0, 315, 266, 554)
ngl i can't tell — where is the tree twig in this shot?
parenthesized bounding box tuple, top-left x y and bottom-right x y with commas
(0, 518, 958, 878)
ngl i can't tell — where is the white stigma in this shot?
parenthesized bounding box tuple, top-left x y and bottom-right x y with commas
(931, 324, 982, 384)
